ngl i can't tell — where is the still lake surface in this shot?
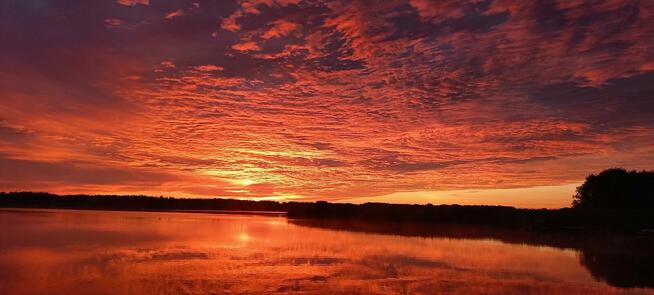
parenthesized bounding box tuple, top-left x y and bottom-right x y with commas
(0, 208, 652, 294)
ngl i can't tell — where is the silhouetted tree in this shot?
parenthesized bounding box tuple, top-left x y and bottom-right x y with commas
(572, 168, 654, 209)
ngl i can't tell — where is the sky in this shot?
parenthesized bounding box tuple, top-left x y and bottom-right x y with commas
(1, 0, 653, 208)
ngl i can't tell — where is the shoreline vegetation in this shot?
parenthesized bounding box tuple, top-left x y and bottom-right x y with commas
(2, 191, 653, 232)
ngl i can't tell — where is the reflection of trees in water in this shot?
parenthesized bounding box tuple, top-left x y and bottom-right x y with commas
(290, 219, 654, 289)
(579, 239, 654, 288)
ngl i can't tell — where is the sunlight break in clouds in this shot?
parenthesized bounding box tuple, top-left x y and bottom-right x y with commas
(1, 0, 653, 207)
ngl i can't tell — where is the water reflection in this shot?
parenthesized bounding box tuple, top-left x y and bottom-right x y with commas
(0, 209, 652, 295)
(290, 219, 654, 289)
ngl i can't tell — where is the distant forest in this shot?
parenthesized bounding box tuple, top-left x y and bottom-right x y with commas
(2, 168, 653, 231)
(0, 192, 651, 231)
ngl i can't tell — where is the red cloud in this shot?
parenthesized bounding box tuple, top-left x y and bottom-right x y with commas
(104, 19, 122, 29)
(3, 0, 654, 207)
(262, 20, 301, 40)
(220, 0, 301, 32)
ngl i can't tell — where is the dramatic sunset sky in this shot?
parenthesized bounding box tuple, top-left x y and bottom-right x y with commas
(1, 0, 653, 208)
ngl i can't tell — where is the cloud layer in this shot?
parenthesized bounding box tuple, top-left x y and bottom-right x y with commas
(1, 0, 653, 206)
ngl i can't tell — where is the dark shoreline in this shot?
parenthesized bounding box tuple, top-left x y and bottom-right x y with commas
(0, 207, 287, 216)
(1, 191, 653, 232)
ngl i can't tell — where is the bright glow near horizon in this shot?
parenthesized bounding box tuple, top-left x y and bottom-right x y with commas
(339, 184, 581, 209)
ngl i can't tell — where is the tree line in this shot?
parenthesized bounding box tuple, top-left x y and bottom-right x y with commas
(1, 168, 652, 230)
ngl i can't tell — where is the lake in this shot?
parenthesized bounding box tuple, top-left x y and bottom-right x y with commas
(0, 209, 652, 294)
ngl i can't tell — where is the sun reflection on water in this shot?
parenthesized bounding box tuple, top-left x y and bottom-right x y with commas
(0, 209, 652, 295)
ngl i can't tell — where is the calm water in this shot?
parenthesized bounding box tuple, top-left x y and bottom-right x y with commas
(0, 209, 652, 295)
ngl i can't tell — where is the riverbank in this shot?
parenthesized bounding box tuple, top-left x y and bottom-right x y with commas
(2, 192, 652, 231)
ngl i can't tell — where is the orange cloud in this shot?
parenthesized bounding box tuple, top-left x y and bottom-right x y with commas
(194, 65, 224, 72)
(231, 41, 261, 52)
(221, 12, 243, 31)
(165, 9, 185, 20)
(116, 0, 149, 6)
